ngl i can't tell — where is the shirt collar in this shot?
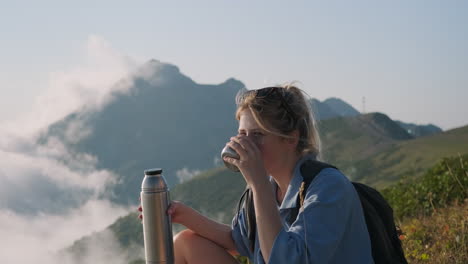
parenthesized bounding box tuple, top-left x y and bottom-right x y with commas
(277, 153, 317, 210)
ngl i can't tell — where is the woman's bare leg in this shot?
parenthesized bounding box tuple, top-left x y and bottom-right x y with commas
(174, 229, 239, 264)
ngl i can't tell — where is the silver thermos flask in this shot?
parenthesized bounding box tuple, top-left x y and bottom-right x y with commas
(141, 168, 174, 264)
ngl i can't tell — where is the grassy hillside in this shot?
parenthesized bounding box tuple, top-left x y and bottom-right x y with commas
(381, 154, 468, 263)
(317, 113, 468, 188)
(319, 112, 413, 166)
(399, 202, 467, 264)
(351, 125, 468, 187)
(171, 167, 246, 224)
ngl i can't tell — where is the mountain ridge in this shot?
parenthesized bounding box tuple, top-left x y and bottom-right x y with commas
(38, 59, 444, 208)
(40, 60, 244, 205)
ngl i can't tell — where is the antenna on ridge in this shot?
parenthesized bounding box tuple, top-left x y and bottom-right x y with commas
(362, 96, 366, 114)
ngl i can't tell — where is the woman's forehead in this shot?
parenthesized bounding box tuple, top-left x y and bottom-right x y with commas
(238, 109, 262, 131)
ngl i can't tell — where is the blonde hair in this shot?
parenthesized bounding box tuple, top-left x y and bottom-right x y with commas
(235, 84, 321, 159)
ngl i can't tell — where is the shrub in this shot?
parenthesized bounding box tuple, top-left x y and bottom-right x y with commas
(382, 154, 467, 220)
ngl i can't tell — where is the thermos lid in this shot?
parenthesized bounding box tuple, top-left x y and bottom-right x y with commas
(144, 168, 163, 175)
(142, 168, 167, 192)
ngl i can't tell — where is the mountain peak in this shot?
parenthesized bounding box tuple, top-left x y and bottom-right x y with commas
(141, 59, 180, 74)
(133, 59, 189, 86)
(323, 98, 360, 117)
(360, 112, 413, 140)
(220, 78, 245, 90)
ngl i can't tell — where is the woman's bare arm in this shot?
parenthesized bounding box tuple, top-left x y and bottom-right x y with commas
(170, 202, 237, 252)
(251, 179, 283, 263)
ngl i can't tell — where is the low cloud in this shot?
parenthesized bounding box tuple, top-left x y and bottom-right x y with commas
(0, 136, 117, 215)
(0, 199, 130, 263)
(0, 34, 137, 140)
(176, 167, 201, 183)
(0, 35, 141, 263)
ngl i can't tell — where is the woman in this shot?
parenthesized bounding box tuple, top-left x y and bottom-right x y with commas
(143, 85, 374, 263)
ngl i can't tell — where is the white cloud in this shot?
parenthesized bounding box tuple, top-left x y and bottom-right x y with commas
(0, 34, 138, 139)
(213, 154, 222, 167)
(176, 167, 201, 183)
(0, 199, 131, 264)
(63, 118, 93, 144)
(0, 137, 114, 199)
(0, 35, 142, 263)
(0, 34, 135, 214)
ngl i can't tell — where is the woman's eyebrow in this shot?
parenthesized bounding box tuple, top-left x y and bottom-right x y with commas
(238, 128, 262, 133)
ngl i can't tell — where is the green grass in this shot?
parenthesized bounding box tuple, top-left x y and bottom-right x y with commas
(340, 125, 468, 188)
(399, 202, 467, 264)
(387, 153, 468, 263)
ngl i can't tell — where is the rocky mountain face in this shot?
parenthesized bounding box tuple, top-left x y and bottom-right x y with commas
(41, 60, 244, 205)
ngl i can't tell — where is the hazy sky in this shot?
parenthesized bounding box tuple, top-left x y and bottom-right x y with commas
(1, 0, 467, 130)
(0, 2, 466, 262)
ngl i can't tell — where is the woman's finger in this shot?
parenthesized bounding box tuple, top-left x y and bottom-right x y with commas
(166, 203, 174, 214)
(235, 135, 259, 155)
(227, 140, 247, 158)
(167, 206, 174, 215)
(223, 156, 240, 167)
(138, 206, 142, 212)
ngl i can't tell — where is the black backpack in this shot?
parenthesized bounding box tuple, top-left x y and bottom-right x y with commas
(236, 159, 408, 264)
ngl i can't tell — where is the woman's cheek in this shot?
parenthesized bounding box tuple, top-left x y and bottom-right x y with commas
(252, 135, 265, 147)
(255, 138, 265, 152)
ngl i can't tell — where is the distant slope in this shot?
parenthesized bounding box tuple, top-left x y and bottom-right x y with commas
(352, 124, 468, 187)
(319, 112, 413, 166)
(311, 97, 442, 138)
(395, 120, 443, 137)
(171, 167, 246, 224)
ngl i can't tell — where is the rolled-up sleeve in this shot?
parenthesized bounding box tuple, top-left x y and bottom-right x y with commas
(267, 171, 353, 264)
(231, 209, 253, 259)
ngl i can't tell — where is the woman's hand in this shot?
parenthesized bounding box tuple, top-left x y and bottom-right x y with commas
(223, 135, 269, 188)
(138, 200, 190, 225)
(167, 200, 190, 224)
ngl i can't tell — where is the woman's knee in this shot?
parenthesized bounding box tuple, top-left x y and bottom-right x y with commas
(173, 229, 198, 249)
(173, 229, 238, 264)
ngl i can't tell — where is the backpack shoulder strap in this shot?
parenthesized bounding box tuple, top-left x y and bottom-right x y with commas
(235, 186, 256, 253)
(287, 160, 337, 225)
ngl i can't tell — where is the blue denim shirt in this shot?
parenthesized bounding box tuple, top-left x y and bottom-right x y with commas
(231, 155, 374, 264)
